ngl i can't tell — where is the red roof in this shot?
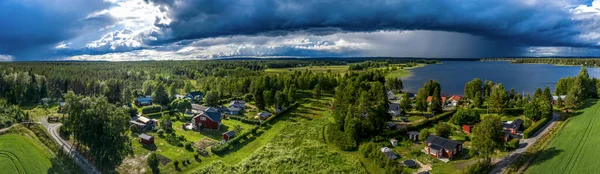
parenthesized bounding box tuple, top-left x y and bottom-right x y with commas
(448, 95, 461, 102)
(427, 96, 446, 103)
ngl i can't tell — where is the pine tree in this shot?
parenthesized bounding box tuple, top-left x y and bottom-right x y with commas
(430, 87, 443, 113)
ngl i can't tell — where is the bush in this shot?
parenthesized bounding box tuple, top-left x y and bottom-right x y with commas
(127, 107, 138, 117)
(409, 110, 456, 131)
(147, 153, 160, 174)
(506, 138, 520, 150)
(462, 160, 492, 174)
(59, 125, 71, 137)
(185, 142, 194, 151)
(157, 129, 165, 137)
(141, 105, 162, 114)
(523, 117, 550, 138)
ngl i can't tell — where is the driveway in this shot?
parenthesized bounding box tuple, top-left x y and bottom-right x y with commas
(40, 117, 100, 174)
(489, 112, 560, 174)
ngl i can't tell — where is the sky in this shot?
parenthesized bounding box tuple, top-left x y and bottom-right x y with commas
(2, 0, 600, 61)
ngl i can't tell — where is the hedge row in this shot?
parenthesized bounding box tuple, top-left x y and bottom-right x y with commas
(228, 115, 260, 125)
(141, 105, 162, 114)
(407, 110, 456, 131)
(473, 108, 524, 116)
(523, 117, 550, 138)
(263, 103, 299, 124)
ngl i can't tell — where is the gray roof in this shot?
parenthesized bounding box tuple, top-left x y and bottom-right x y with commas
(202, 107, 222, 123)
(229, 100, 246, 108)
(503, 118, 524, 129)
(139, 133, 153, 140)
(425, 135, 462, 150)
(223, 130, 236, 137)
(187, 91, 204, 97)
(192, 104, 208, 111)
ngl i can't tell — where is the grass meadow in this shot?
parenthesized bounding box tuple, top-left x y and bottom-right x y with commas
(526, 100, 600, 174)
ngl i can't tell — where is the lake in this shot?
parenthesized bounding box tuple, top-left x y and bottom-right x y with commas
(402, 61, 600, 96)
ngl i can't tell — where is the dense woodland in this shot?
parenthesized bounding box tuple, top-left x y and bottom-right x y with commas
(484, 58, 600, 66)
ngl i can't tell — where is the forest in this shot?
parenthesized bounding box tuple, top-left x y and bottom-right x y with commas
(483, 58, 600, 66)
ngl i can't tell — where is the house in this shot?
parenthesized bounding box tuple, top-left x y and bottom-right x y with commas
(387, 91, 397, 100)
(425, 135, 463, 160)
(129, 116, 158, 131)
(390, 139, 398, 146)
(552, 95, 566, 105)
(139, 133, 154, 145)
(503, 130, 519, 142)
(257, 111, 271, 120)
(222, 130, 236, 142)
(462, 124, 474, 133)
(380, 147, 398, 160)
(135, 96, 152, 106)
(388, 102, 402, 117)
(191, 107, 223, 130)
(227, 100, 246, 115)
(502, 118, 523, 135)
(185, 91, 204, 103)
(426, 96, 447, 105)
(447, 95, 462, 106)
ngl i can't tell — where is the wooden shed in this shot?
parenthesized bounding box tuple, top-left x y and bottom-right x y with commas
(139, 133, 154, 145)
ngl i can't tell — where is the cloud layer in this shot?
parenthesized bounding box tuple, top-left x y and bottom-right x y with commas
(3, 0, 600, 61)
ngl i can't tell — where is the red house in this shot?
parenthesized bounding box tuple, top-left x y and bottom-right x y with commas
(191, 107, 222, 130)
(427, 96, 447, 104)
(139, 133, 154, 145)
(425, 135, 462, 160)
(222, 130, 236, 142)
(462, 125, 474, 133)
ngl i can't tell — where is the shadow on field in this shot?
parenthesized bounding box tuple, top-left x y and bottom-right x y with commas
(527, 147, 563, 167)
(562, 100, 597, 120)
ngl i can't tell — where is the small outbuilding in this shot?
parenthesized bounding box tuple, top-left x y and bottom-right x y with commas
(462, 124, 474, 133)
(390, 138, 398, 146)
(408, 131, 420, 141)
(135, 96, 153, 106)
(139, 133, 154, 145)
(380, 147, 398, 160)
(257, 111, 271, 120)
(222, 130, 236, 142)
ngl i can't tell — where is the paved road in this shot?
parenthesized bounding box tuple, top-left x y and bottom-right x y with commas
(40, 118, 100, 174)
(489, 112, 560, 174)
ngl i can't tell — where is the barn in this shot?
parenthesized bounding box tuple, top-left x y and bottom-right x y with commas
(222, 130, 236, 142)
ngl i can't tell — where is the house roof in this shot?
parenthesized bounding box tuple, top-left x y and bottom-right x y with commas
(139, 133, 153, 140)
(223, 130, 236, 137)
(191, 104, 208, 111)
(552, 95, 566, 101)
(137, 116, 149, 123)
(258, 111, 271, 118)
(136, 96, 152, 102)
(229, 100, 246, 108)
(408, 131, 420, 135)
(448, 95, 461, 102)
(426, 96, 447, 103)
(503, 118, 524, 129)
(388, 102, 400, 111)
(380, 147, 398, 160)
(202, 107, 222, 123)
(129, 121, 145, 126)
(426, 135, 462, 150)
(187, 91, 204, 97)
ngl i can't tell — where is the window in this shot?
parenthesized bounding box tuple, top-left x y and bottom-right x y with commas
(200, 117, 206, 121)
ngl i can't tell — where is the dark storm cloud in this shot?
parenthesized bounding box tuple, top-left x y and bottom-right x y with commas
(0, 0, 113, 59)
(144, 0, 592, 49)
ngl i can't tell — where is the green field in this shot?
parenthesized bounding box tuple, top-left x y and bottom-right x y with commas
(526, 100, 600, 174)
(0, 134, 54, 174)
(264, 65, 350, 74)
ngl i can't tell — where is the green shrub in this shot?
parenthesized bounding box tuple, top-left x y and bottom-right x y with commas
(462, 160, 492, 174)
(523, 117, 550, 138)
(141, 105, 162, 114)
(506, 138, 520, 150)
(229, 115, 260, 124)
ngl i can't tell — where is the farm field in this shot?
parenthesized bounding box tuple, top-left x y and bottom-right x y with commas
(0, 134, 54, 174)
(526, 100, 600, 174)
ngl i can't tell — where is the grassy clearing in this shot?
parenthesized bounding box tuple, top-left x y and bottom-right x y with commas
(525, 100, 600, 174)
(191, 96, 369, 173)
(480, 114, 522, 122)
(264, 65, 350, 74)
(384, 63, 426, 79)
(0, 134, 54, 174)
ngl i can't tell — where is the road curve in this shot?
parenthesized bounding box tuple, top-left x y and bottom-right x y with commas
(40, 118, 100, 174)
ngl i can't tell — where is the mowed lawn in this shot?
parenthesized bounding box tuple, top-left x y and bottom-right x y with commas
(0, 134, 54, 174)
(526, 100, 600, 174)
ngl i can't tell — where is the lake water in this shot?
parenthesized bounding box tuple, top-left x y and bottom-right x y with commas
(402, 61, 600, 96)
